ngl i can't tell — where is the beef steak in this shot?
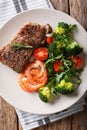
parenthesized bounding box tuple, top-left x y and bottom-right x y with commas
(0, 23, 52, 73)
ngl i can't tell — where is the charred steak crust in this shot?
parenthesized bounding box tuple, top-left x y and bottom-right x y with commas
(0, 44, 32, 73)
(0, 23, 52, 73)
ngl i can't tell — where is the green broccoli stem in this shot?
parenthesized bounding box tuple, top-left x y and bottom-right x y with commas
(46, 78, 56, 88)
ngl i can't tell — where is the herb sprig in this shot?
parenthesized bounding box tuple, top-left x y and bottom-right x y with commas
(11, 43, 33, 49)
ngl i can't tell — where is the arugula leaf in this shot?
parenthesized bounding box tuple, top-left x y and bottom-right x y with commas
(62, 58, 73, 70)
(51, 87, 58, 97)
(63, 68, 82, 87)
(45, 61, 54, 77)
(45, 53, 63, 65)
(47, 42, 57, 58)
(53, 33, 73, 45)
(55, 72, 65, 83)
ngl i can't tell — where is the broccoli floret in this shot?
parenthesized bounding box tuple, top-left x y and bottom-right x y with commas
(55, 22, 76, 34)
(55, 79, 74, 95)
(63, 41, 83, 56)
(39, 86, 52, 102)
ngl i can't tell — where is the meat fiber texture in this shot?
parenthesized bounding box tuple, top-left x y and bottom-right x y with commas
(0, 23, 52, 73)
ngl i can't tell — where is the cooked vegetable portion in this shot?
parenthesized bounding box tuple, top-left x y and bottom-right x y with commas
(39, 86, 52, 102)
(55, 22, 76, 34)
(55, 79, 74, 95)
(63, 41, 83, 56)
(39, 22, 84, 103)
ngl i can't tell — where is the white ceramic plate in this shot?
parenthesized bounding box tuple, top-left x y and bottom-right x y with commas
(0, 9, 87, 114)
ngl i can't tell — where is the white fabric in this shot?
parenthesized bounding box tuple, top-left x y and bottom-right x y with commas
(0, 0, 53, 27)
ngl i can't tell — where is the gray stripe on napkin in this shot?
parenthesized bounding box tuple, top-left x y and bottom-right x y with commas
(15, 92, 87, 130)
(44, 117, 50, 124)
(13, 0, 21, 13)
(19, 0, 28, 10)
(46, 0, 51, 8)
(38, 119, 44, 126)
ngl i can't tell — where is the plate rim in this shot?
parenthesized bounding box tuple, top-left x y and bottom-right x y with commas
(0, 8, 87, 114)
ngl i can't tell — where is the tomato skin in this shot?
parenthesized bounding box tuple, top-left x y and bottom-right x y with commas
(33, 47, 48, 61)
(71, 56, 83, 68)
(46, 37, 53, 44)
(53, 60, 63, 73)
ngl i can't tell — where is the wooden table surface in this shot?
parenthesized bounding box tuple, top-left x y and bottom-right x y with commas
(0, 0, 87, 130)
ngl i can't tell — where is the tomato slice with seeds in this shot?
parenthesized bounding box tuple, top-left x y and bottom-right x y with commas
(53, 60, 63, 73)
(71, 56, 83, 68)
(33, 47, 48, 61)
(46, 37, 53, 44)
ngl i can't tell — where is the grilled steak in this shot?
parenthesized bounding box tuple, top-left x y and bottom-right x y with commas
(0, 23, 52, 73)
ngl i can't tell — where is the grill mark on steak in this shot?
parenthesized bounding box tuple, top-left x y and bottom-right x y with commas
(0, 23, 52, 73)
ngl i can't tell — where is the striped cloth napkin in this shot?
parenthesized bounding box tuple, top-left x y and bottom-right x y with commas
(16, 95, 86, 130)
(0, 0, 53, 27)
(0, 0, 87, 130)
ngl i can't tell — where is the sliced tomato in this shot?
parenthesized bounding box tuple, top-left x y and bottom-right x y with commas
(71, 56, 83, 68)
(53, 60, 63, 73)
(33, 47, 48, 61)
(46, 37, 53, 44)
(18, 60, 48, 92)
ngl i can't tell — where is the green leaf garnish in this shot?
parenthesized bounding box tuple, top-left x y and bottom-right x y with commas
(11, 43, 33, 49)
